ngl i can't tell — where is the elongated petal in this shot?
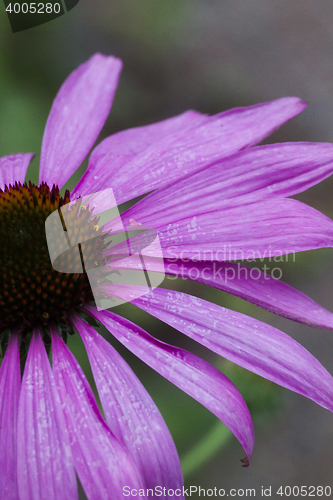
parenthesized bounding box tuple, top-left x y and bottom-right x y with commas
(51, 328, 143, 499)
(75, 97, 306, 205)
(124, 142, 333, 226)
(39, 54, 122, 188)
(126, 198, 333, 261)
(73, 315, 183, 496)
(85, 306, 255, 462)
(0, 153, 34, 189)
(108, 256, 333, 331)
(72, 110, 206, 198)
(164, 260, 333, 330)
(131, 288, 333, 413)
(0, 334, 20, 500)
(17, 329, 77, 500)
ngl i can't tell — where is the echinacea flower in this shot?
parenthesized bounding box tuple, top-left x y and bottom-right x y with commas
(2, 53, 333, 499)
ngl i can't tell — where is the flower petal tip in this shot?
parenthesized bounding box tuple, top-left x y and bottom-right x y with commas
(89, 52, 123, 72)
(241, 456, 250, 468)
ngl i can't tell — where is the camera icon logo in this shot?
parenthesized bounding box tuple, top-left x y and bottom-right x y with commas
(45, 188, 165, 311)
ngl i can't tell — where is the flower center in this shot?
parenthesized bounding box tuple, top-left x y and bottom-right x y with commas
(0, 182, 104, 336)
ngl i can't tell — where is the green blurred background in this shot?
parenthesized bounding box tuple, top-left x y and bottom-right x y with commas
(2, 1, 333, 498)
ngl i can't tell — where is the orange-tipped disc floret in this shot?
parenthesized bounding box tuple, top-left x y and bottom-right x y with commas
(0, 181, 106, 335)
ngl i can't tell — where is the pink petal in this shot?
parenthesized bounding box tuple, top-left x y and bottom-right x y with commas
(39, 53, 122, 188)
(0, 153, 34, 189)
(132, 288, 333, 413)
(72, 110, 206, 198)
(74, 97, 306, 205)
(51, 327, 144, 499)
(85, 306, 255, 462)
(124, 142, 333, 226)
(164, 260, 333, 330)
(126, 198, 333, 261)
(0, 334, 20, 500)
(107, 256, 333, 330)
(17, 329, 78, 500)
(73, 314, 183, 495)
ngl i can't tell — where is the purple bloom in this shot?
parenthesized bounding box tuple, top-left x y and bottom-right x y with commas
(1, 53, 333, 499)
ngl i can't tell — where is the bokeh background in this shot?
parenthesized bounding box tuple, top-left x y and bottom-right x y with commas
(1, 1, 333, 498)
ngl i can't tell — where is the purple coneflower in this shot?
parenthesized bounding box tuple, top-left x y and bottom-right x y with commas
(2, 53, 333, 499)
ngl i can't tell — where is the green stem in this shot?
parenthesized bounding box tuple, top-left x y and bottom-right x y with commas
(180, 421, 231, 479)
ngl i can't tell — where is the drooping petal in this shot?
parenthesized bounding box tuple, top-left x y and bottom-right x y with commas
(85, 306, 255, 462)
(17, 329, 78, 500)
(0, 334, 20, 500)
(163, 260, 333, 330)
(39, 53, 122, 188)
(72, 110, 206, 198)
(108, 255, 333, 330)
(0, 153, 34, 189)
(124, 142, 333, 226)
(74, 97, 306, 205)
(73, 315, 183, 497)
(131, 288, 333, 413)
(124, 198, 333, 261)
(51, 327, 144, 500)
